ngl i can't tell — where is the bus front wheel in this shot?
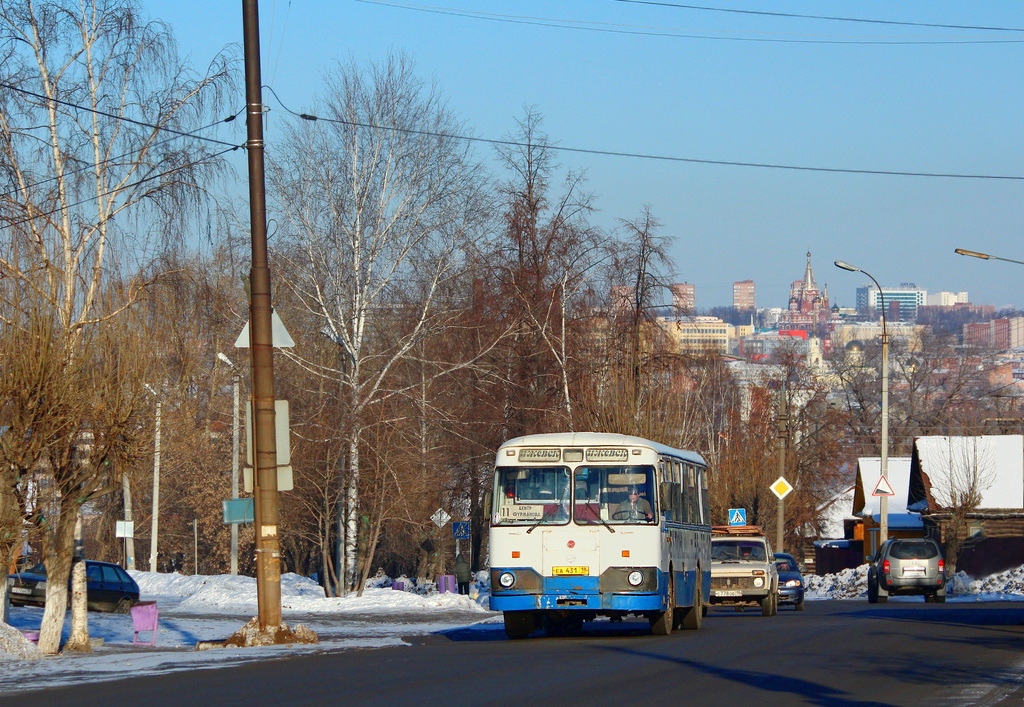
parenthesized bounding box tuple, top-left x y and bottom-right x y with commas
(650, 574, 675, 635)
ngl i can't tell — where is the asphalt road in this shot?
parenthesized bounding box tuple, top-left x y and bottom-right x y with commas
(10, 600, 1024, 706)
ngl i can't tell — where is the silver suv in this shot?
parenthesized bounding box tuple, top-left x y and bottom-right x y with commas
(867, 538, 946, 603)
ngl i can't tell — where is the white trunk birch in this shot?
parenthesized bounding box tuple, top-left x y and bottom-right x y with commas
(271, 54, 488, 592)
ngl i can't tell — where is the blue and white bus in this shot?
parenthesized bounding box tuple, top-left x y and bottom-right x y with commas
(488, 432, 711, 638)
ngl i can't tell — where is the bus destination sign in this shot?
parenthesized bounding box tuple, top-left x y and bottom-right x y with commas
(518, 448, 561, 463)
(586, 448, 629, 462)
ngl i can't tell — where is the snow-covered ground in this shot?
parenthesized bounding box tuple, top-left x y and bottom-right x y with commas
(1, 564, 1022, 694)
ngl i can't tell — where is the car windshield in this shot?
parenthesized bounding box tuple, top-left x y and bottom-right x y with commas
(889, 541, 939, 560)
(712, 540, 767, 561)
(776, 559, 796, 572)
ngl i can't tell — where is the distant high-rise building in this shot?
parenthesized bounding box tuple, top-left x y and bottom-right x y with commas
(670, 283, 695, 313)
(927, 291, 969, 306)
(856, 283, 927, 321)
(610, 285, 632, 313)
(733, 280, 756, 311)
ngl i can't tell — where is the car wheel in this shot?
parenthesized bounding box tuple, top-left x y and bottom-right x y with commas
(795, 598, 805, 611)
(114, 597, 133, 614)
(867, 576, 878, 604)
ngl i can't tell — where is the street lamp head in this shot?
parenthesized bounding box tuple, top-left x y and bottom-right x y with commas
(834, 260, 860, 273)
(217, 352, 235, 368)
(954, 248, 991, 260)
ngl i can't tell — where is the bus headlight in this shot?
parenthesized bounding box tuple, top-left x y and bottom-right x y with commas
(498, 572, 516, 588)
(753, 577, 765, 588)
(627, 571, 644, 587)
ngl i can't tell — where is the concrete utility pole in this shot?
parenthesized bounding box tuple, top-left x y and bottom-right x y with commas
(218, 352, 241, 575)
(144, 385, 162, 572)
(776, 385, 787, 552)
(242, 0, 282, 628)
(122, 473, 135, 570)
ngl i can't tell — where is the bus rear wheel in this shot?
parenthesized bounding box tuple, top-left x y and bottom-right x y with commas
(503, 611, 535, 639)
(680, 577, 703, 630)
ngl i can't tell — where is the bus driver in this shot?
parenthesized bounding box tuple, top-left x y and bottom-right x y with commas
(616, 487, 653, 522)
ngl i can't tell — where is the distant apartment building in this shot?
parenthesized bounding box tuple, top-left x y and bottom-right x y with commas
(927, 291, 968, 307)
(670, 283, 695, 314)
(855, 284, 927, 321)
(963, 316, 1024, 351)
(831, 322, 925, 351)
(659, 315, 731, 354)
(733, 280, 756, 311)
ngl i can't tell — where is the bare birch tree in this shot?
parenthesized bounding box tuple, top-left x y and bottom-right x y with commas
(270, 53, 487, 592)
(0, 0, 231, 652)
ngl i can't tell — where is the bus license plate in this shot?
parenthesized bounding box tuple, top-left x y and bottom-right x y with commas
(552, 566, 588, 576)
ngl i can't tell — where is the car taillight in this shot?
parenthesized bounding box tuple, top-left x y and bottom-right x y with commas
(938, 559, 944, 573)
(882, 560, 890, 574)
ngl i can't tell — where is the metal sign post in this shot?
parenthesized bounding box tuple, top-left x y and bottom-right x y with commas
(770, 477, 794, 552)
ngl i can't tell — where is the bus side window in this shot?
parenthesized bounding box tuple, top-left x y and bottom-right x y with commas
(680, 463, 694, 523)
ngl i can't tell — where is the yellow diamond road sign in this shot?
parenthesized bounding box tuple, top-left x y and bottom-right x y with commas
(770, 476, 794, 500)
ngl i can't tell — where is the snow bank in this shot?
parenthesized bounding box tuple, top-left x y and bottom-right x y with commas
(806, 563, 1024, 601)
(130, 570, 491, 614)
(0, 622, 43, 662)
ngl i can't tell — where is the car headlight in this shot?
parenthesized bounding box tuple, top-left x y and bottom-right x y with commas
(627, 570, 644, 587)
(498, 572, 515, 588)
(785, 579, 801, 587)
(753, 577, 765, 588)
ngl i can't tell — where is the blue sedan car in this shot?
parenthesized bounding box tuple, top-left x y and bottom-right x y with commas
(8, 560, 140, 613)
(773, 553, 806, 611)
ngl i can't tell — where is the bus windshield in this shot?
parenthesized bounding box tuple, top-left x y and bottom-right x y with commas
(573, 465, 657, 525)
(493, 464, 658, 527)
(493, 466, 571, 526)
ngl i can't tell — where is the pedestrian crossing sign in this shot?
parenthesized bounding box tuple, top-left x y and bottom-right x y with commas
(728, 508, 747, 526)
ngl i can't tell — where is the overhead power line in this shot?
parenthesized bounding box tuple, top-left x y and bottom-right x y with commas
(355, 0, 1024, 45)
(3, 145, 240, 229)
(0, 82, 241, 149)
(614, 0, 1024, 34)
(0, 108, 245, 200)
(264, 86, 1024, 181)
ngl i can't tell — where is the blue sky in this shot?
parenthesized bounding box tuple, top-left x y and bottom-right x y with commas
(148, 1, 1024, 311)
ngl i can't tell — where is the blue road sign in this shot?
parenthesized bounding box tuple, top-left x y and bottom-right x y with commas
(223, 498, 254, 524)
(728, 508, 747, 526)
(452, 521, 470, 539)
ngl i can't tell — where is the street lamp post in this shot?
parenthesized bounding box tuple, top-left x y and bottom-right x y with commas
(835, 261, 890, 550)
(218, 352, 241, 575)
(144, 384, 162, 572)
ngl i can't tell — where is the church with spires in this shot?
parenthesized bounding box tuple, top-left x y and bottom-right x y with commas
(779, 252, 833, 336)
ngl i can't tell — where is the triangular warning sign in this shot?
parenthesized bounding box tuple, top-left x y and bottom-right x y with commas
(235, 310, 295, 349)
(730, 509, 745, 524)
(871, 475, 896, 497)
